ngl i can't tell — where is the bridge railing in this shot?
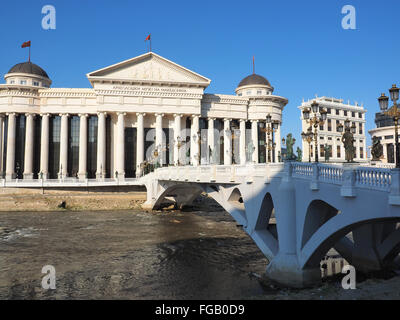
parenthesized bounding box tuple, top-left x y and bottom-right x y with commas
(354, 167, 391, 191)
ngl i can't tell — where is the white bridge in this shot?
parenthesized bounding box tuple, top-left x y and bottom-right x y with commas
(139, 162, 400, 287)
(3, 162, 400, 287)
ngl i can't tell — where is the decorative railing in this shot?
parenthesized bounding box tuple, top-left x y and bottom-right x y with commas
(318, 164, 344, 184)
(292, 162, 314, 178)
(355, 167, 391, 191)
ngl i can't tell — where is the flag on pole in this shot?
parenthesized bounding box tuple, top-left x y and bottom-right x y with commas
(21, 41, 31, 62)
(145, 34, 151, 52)
(21, 41, 31, 48)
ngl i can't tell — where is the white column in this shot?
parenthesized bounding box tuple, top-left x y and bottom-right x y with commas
(78, 114, 88, 180)
(5, 113, 16, 180)
(239, 119, 246, 165)
(251, 120, 259, 163)
(190, 115, 200, 166)
(173, 114, 182, 166)
(59, 114, 69, 179)
(136, 112, 145, 176)
(155, 113, 164, 166)
(116, 112, 126, 179)
(0, 114, 4, 176)
(208, 118, 215, 164)
(224, 119, 232, 165)
(40, 114, 50, 180)
(23, 113, 35, 179)
(96, 112, 106, 179)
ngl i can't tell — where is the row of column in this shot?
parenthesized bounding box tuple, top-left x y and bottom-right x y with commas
(1, 113, 107, 181)
(0, 113, 282, 180)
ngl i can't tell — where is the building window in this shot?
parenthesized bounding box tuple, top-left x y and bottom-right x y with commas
(33, 81, 40, 86)
(359, 123, 363, 134)
(9, 80, 15, 84)
(359, 113, 362, 119)
(258, 123, 266, 164)
(20, 80, 27, 85)
(360, 147, 364, 159)
(125, 127, 137, 178)
(49, 116, 61, 179)
(352, 112, 355, 118)
(310, 145, 313, 157)
(327, 119, 332, 131)
(257, 90, 262, 95)
(15, 115, 26, 179)
(385, 135, 394, 140)
(320, 123, 324, 131)
(238, 93, 242, 96)
(336, 120, 341, 132)
(337, 145, 341, 158)
(336, 109, 340, 116)
(87, 116, 98, 178)
(320, 144, 325, 157)
(388, 144, 395, 163)
(327, 108, 331, 114)
(328, 137, 332, 141)
(68, 116, 80, 177)
(344, 110, 348, 116)
(246, 91, 252, 95)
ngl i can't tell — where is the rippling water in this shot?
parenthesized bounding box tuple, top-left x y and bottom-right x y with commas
(0, 208, 270, 299)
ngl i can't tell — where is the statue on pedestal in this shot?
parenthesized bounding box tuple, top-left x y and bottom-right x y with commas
(342, 128, 356, 163)
(371, 136, 383, 161)
(286, 134, 297, 161)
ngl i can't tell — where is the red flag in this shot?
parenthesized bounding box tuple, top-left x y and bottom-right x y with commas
(145, 34, 151, 41)
(21, 41, 31, 48)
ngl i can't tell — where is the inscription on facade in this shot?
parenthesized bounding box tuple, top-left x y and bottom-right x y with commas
(112, 85, 187, 93)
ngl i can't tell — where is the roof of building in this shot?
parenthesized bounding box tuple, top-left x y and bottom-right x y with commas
(8, 62, 49, 79)
(237, 74, 271, 88)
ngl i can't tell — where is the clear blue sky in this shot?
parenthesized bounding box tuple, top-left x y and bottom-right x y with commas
(1, 0, 399, 149)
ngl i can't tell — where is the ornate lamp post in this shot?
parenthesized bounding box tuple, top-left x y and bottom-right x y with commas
(260, 114, 279, 163)
(337, 119, 356, 163)
(301, 126, 313, 162)
(378, 85, 400, 168)
(302, 101, 328, 163)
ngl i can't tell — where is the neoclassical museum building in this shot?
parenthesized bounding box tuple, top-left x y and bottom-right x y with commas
(0, 52, 288, 181)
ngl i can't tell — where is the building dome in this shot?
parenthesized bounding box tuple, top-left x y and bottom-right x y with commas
(237, 74, 271, 89)
(8, 62, 49, 79)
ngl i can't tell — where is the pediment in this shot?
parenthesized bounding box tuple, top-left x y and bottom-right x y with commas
(87, 52, 211, 87)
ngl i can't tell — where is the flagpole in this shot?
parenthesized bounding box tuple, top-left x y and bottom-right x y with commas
(29, 45, 31, 63)
(150, 34, 152, 52)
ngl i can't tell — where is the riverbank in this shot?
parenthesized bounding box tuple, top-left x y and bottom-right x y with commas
(0, 190, 146, 211)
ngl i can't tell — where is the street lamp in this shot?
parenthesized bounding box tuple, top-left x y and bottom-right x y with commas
(302, 101, 327, 163)
(301, 126, 313, 162)
(378, 85, 400, 168)
(260, 114, 279, 163)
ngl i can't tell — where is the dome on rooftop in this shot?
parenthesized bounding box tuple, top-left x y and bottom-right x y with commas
(8, 62, 49, 79)
(237, 74, 271, 88)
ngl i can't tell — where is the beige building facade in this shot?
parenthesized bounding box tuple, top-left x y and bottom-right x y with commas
(0, 52, 288, 181)
(299, 96, 367, 163)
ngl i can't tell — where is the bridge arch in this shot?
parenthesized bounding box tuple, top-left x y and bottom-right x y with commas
(301, 216, 400, 270)
(152, 182, 204, 210)
(301, 200, 339, 249)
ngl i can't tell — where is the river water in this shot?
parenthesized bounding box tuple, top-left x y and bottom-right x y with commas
(0, 205, 273, 299)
